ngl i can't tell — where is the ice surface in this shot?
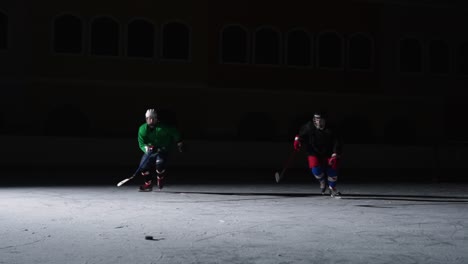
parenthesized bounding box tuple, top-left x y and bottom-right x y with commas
(1, 183, 467, 264)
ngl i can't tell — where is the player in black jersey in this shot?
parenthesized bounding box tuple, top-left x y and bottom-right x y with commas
(293, 111, 343, 197)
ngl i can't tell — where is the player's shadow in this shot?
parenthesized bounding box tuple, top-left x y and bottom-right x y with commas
(167, 191, 314, 197)
(337, 194, 468, 203)
(165, 191, 468, 203)
(163, 191, 317, 203)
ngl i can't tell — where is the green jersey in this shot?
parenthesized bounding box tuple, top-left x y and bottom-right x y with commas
(138, 123, 181, 153)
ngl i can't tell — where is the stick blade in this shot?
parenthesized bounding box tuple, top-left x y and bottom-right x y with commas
(117, 178, 130, 187)
(275, 172, 281, 183)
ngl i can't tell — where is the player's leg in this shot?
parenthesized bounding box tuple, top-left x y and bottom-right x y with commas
(139, 153, 156, 192)
(326, 166, 341, 197)
(308, 155, 327, 194)
(155, 152, 168, 190)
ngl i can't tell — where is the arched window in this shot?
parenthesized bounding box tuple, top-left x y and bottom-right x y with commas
(399, 38, 422, 73)
(90, 16, 120, 56)
(349, 33, 373, 70)
(53, 14, 83, 54)
(286, 29, 311, 67)
(456, 42, 468, 76)
(127, 19, 155, 58)
(254, 26, 281, 65)
(0, 11, 8, 49)
(220, 25, 248, 64)
(161, 21, 190, 61)
(429, 40, 449, 75)
(318, 32, 343, 69)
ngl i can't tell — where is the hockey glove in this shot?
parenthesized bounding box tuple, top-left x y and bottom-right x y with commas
(328, 153, 339, 169)
(293, 135, 302, 152)
(144, 145, 154, 153)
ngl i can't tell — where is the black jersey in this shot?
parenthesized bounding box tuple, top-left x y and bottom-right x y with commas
(298, 121, 342, 157)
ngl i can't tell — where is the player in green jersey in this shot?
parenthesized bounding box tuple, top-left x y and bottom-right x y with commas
(138, 109, 184, 191)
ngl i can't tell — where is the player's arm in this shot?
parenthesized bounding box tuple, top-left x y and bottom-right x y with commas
(294, 122, 311, 151)
(332, 129, 343, 156)
(327, 129, 342, 168)
(138, 126, 151, 153)
(170, 126, 184, 152)
(298, 121, 312, 139)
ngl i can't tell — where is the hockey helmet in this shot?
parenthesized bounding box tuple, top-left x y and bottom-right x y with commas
(145, 109, 157, 119)
(313, 111, 327, 130)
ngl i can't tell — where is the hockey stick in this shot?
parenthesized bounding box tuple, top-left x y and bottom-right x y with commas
(117, 151, 153, 187)
(275, 151, 297, 183)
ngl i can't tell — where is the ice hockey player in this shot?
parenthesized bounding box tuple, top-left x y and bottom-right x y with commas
(137, 109, 184, 191)
(293, 111, 343, 197)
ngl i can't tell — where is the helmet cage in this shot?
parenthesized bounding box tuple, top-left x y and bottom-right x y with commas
(313, 113, 326, 130)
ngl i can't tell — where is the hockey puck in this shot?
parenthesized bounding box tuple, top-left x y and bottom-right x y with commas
(145, 235, 154, 240)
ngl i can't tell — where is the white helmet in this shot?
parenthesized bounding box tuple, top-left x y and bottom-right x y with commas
(145, 109, 157, 118)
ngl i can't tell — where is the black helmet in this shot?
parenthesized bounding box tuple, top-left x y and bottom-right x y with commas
(313, 111, 327, 130)
(313, 111, 328, 120)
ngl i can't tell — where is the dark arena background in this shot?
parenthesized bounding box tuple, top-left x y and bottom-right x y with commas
(1, 0, 467, 263)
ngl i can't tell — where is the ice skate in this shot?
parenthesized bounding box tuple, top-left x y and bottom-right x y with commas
(320, 181, 327, 195)
(139, 180, 153, 192)
(156, 176, 164, 190)
(329, 187, 342, 198)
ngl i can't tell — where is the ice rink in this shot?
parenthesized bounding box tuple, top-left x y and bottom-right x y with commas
(1, 178, 467, 264)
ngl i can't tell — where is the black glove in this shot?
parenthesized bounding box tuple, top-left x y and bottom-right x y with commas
(177, 142, 184, 153)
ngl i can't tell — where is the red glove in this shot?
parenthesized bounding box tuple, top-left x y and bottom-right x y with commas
(328, 154, 339, 169)
(293, 135, 302, 152)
